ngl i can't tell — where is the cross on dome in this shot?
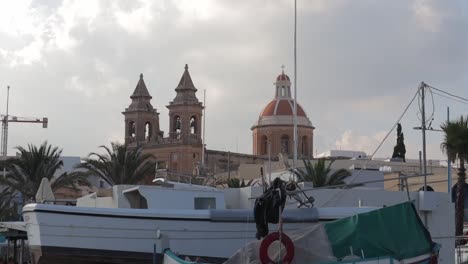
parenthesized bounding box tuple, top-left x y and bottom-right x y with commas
(276, 65, 290, 81)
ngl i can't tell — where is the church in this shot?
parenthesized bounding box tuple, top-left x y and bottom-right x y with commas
(122, 65, 314, 178)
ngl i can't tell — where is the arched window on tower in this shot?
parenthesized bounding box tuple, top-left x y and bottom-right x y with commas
(281, 86, 286, 97)
(174, 116, 181, 139)
(145, 122, 152, 141)
(190, 116, 197, 135)
(261, 135, 268, 155)
(128, 121, 136, 138)
(281, 135, 289, 154)
(302, 136, 308, 156)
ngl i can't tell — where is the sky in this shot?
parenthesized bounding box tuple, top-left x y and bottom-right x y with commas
(0, 0, 467, 160)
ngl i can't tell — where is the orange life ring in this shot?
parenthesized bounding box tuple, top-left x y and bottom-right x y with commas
(259, 231, 295, 264)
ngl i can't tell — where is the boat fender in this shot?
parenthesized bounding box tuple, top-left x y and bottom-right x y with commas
(259, 231, 294, 264)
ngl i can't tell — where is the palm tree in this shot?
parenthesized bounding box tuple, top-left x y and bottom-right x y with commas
(76, 142, 156, 185)
(0, 141, 89, 202)
(293, 159, 351, 187)
(0, 188, 19, 221)
(224, 178, 254, 188)
(441, 116, 468, 238)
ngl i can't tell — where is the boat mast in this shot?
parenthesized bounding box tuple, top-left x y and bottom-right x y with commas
(292, 0, 298, 173)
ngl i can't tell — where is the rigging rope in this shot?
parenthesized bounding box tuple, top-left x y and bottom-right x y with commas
(320, 87, 420, 206)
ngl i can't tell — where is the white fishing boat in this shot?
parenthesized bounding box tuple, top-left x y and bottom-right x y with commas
(15, 177, 455, 264)
(22, 180, 377, 264)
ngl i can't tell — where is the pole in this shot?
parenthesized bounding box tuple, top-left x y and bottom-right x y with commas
(447, 106, 451, 193)
(420, 82, 428, 191)
(292, 0, 298, 172)
(419, 151, 422, 177)
(202, 89, 206, 165)
(227, 151, 231, 181)
(20, 239, 24, 264)
(419, 83, 429, 228)
(1, 86, 10, 178)
(268, 140, 272, 185)
(153, 243, 157, 264)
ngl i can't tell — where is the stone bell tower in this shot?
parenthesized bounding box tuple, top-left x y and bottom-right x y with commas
(167, 64, 203, 144)
(123, 73, 160, 146)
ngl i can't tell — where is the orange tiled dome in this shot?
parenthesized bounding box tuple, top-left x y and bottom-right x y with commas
(260, 99, 307, 117)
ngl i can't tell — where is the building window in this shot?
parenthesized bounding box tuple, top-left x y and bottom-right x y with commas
(281, 135, 289, 154)
(174, 116, 181, 138)
(190, 116, 197, 134)
(145, 122, 152, 140)
(128, 121, 136, 138)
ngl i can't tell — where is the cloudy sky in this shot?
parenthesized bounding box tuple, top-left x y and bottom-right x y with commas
(0, 0, 467, 161)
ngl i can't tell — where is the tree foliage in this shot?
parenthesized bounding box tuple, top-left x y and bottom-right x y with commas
(441, 116, 468, 237)
(293, 159, 351, 187)
(392, 123, 406, 162)
(225, 178, 254, 188)
(0, 141, 89, 201)
(0, 188, 20, 221)
(75, 142, 156, 185)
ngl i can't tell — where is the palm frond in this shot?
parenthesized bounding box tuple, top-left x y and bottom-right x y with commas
(297, 159, 351, 188)
(75, 142, 156, 185)
(1, 141, 65, 200)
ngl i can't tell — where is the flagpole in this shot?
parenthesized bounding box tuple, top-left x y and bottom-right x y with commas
(292, 0, 298, 173)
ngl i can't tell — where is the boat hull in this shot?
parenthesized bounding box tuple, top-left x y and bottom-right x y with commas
(22, 205, 319, 264)
(23, 204, 376, 264)
(29, 245, 228, 264)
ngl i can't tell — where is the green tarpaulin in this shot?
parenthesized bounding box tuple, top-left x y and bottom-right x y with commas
(324, 202, 432, 260)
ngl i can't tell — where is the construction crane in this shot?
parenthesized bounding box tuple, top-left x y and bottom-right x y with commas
(1, 86, 48, 176)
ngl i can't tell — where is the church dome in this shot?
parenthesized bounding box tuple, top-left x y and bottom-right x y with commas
(260, 99, 307, 117)
(276, 72, 290, 81)
(252, 68, 313, 129)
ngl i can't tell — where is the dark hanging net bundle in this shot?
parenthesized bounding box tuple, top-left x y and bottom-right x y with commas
(254, 178, 287, 240)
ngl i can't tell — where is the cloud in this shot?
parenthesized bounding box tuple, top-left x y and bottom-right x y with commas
(334, 130, 387, 156)
(0, 0, 466, 161)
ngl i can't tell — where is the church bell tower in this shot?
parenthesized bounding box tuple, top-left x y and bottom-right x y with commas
(123, 74, 160, 146)
(167, 64, 203, 145)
